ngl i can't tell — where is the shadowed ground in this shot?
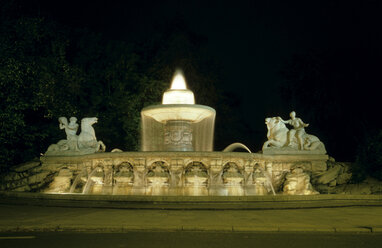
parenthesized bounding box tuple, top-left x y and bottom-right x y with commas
(1, 232, 382, 248)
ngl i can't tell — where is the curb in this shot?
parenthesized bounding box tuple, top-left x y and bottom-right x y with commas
(334, 227, 372, 233)
(0, 225, 376, 233)
(372, 227, 382, 233)
(1, 191, 382, 210)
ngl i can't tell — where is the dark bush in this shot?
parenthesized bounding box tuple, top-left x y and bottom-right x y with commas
(353, 130, 382, 182)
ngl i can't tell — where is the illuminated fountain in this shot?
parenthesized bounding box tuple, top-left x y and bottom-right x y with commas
(141, 71, 215, 152)
(6, 70, 330, 196)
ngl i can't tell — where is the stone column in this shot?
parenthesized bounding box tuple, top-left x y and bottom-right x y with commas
(209, 158, 223, 186)
(102, 159, 113, 194)
(169, 159, 184, 187)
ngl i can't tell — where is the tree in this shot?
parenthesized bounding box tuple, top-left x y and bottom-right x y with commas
(0, 8, 245, 173)
(0, 17, 84, 171)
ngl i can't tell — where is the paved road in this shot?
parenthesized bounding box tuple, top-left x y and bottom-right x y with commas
(1, 204, 382, 233)
(1, 232, 382, 248)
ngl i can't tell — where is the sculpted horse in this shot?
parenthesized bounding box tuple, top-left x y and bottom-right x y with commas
(78, 117, 106, 152)
(262, 117, 325, 152)
(46, 117, 106, 155)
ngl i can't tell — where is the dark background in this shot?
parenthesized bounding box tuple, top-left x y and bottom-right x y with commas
(1, 0, 381, 179)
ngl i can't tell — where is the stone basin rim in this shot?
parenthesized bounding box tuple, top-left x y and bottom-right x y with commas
(141, 104, 216, 123)
(41, 151, 329, 160)
(2, 191, 382, 201)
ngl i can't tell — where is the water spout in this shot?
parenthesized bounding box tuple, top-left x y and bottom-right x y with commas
(255, 165, 276, 195)
(82, 167, 101, 194)
(69, 168, 86, 193)
(223, 143, 252, 153)
(264, 170, 276, 195)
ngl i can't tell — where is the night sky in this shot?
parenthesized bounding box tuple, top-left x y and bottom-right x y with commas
(33, 0, 378, 117)
(3, 0, 381, 155)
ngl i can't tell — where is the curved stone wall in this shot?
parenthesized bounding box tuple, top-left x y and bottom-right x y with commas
(37, 152, 328, 195)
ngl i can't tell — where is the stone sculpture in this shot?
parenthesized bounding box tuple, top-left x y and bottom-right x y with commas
(283, 167, 319, 195)
(262, 111, 326, 154)
(45, 117, 106, 156)
(59, 117, 79, 151)
(280, 111, 309, 150)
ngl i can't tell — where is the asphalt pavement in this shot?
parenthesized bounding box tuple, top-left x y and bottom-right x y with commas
(1, 232, 382, 248)
(0, 203, 382, 233)
(1, 192, 382, 233)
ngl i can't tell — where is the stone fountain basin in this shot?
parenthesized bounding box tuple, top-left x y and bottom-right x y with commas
(38, 151, 329, 196)
(223, 177, 244, 185)
(114, 176, 133, 184)
(147, 176, 169, 185)
(141, 104, 215, 123)
(2, 192, 382, 210)
(186, 175, 208, 185)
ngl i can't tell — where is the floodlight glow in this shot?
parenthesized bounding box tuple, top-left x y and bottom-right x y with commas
(170, 71, 187, 89)
(162, 70, 195, 104)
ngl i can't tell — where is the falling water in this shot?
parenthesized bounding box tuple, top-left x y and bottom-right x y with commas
(262, 168, 276, 195)
(223, 143, 275, 195)
(223, 143, 252, 153)
(69, 168, 86, 193)
(82, 167, 100, 194)
(141, 71, 215, 152)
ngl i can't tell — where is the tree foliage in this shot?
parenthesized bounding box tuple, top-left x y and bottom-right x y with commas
(0, 16, 166, 170)
(0, 11, 241, 172)
(0, 17, 82, 170)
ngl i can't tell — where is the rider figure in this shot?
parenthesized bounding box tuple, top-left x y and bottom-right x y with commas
(280, 111, 309, 150)
(59, 117, 79, 151)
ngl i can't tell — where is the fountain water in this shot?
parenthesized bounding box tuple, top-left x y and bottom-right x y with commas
(69, 168, 86, 193)
(82, 167, 103, 194)
(141, 70, 215, 152)
(223, 142, 252, 153)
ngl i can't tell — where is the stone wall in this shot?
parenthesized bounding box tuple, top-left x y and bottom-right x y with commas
(1, 152, 328, 194)
(0, 159, 55, 192)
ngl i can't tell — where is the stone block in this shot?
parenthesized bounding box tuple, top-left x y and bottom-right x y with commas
(13, 185, 31, 192)
(282, 163, 292, 171)
(28, 171, 51, 185)
(311, 161, 327, 172)
(12, 160, 41, 172)
(3, 173, 16, 181)
(336, 172, 352, 185)
(170, 159, 183, 167)
(271, 163, 283, 172)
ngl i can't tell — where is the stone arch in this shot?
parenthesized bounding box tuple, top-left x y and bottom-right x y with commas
(184, 161, 208, 175)
(113, 158, 135, 167)
(115, 161, 134, 172)
(114, 162, 134, 185)
(147, 161, 170, 171)
(223, 162, 243, 173)
(184, 161, 209, 186)
(146, 161, 170, 182)
(222, 162, 244, 185)
(222, 159, 245, 170)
